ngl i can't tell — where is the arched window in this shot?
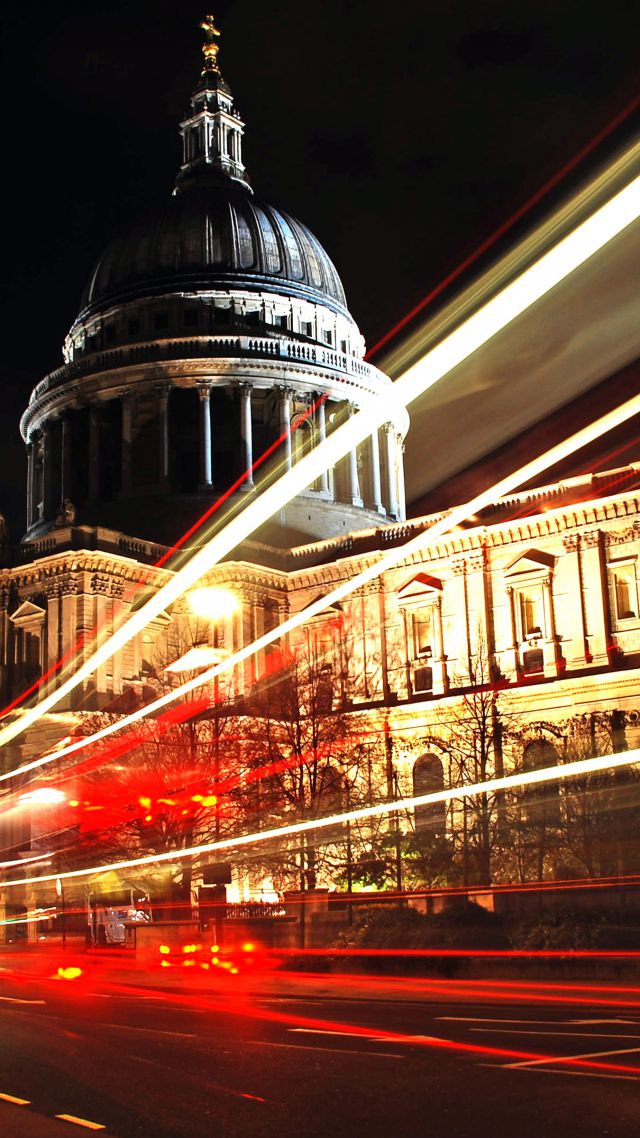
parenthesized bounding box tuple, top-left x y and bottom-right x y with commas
(413, 753, 446, 838)
(292, 417, 314, 468)
(521, 741, 561, 826)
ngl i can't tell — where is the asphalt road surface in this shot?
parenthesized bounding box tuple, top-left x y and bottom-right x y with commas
(1, 964, 640, 1138)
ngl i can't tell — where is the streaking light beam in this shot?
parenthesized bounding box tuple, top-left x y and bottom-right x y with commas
(2, 167, 640, 750)
(8, 382, 640, 786)
(3, 746, 639, 890)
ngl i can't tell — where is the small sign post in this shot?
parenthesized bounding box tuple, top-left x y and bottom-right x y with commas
(56, 878, 66, 949)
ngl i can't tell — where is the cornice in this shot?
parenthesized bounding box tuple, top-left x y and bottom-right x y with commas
(23, 347, 394, 438)
(8, 549, 172, 593)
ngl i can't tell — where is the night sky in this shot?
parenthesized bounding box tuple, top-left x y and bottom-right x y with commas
(2, 0, 640, 535)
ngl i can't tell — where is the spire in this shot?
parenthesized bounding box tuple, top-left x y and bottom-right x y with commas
(174, 14, 251, 194)
(200, 13, 222, 74)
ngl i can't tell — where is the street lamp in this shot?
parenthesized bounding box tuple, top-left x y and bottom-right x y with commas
(187, 587, 239, 622)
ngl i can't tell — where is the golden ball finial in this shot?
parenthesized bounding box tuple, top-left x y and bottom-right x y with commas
(200, 14, 222, 73)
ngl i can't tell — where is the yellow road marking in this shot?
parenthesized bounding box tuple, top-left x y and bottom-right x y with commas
(55, 1114, 106, 1130)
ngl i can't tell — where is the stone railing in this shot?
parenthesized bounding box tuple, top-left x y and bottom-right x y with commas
(30, 334, 383, 403)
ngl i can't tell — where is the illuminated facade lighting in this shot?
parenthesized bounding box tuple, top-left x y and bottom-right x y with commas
(187, 587, 239, 622)
(2, 169, 640, 754)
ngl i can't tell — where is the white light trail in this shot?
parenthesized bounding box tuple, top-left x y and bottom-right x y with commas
(0, 852, 52, 870)
(2, 167, 640, 750)
(4, 383, 640, 787)
(2, 748, 639, 890)
(164, 646, 227, 673)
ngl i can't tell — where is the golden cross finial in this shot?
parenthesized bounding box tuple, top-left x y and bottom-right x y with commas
(200, 14, 222, 73)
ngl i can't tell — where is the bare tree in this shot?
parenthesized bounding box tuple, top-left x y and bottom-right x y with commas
(560, 712, 640, 880)
(240, 637, 386, 892)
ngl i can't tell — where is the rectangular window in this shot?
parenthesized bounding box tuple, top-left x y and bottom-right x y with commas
(154, 311, 169, 331)
(323, 329, 333, 346)
(301, 320, 312, 336)
(413, 664, 433, 693)
(274, 314, 288, 329)
(243, 310, 260, 326)
(183, 308, 199, 327)
(518, 587, 544, 639)
(522, 647, 544, 675)
(609, 561, 638, 621)
(105, 324, 115, 343)
(127, 317, 141, 335)
(215, 307, 232, 326)
(412, 606, 433, 657)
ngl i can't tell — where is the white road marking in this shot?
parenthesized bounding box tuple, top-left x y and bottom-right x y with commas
(479, 1062, 640, 1083)
(438, 1015, 640, 1027)
(55, 1113, 106, 1130)
(471, 1028, 640, 1040)
(0, 995, 46, 1005)
(289, 1027, 440, 1044)
(0, 1091, 30, 1105)
(247, 1039, 404, 1059)
(100, 1023, 196, 1039)
(567, 1024, 637, 1033)
(505, 1045, 640, 1069)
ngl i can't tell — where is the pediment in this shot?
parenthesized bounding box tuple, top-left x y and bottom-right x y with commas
(503, 549, 555, 578)
(397, 572, 443, 602)
(302, 598, 343, 625)
(10, 600, 46, 625)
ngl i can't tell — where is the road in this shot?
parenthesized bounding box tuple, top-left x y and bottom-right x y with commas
(1, 960, 640, 1138)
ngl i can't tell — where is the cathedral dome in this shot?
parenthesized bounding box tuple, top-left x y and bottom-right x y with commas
(79, 181, 348, 319)
(21, 16, 408, 554)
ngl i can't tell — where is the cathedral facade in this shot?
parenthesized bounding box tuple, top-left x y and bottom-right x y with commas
(2, 22, 640, 923)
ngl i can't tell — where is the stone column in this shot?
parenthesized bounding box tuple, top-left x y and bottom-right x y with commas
(384, 424, 399, 519)
(543, 576, 562, 676)
(89, 407, 100, 500)
(157, 386, 170, 489)
(41, 423, 54, 520)
(562, 534, 590, 669)
(505, 585, 520, 679)
(279, 388, 293, 471)
(60, 415, 72, 504)
(431, 594, 449, 695)
(239, 384, 254, 488)
(121, 397, 133, 496)
(397, 441, 407, 522)
(369, 428, 385, 514)
(582, 529, 610, 667)
(198, 386, 212, 489)
(316, 396, 330, 494)
(26, 441, 34, 529)
(347, 405, 363, 506)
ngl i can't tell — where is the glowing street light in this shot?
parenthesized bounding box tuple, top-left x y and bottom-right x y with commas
(18, 787, 66, 807)
(188, 587, 239, 622)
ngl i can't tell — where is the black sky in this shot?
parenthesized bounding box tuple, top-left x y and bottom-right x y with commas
(1, 0, 640, 534)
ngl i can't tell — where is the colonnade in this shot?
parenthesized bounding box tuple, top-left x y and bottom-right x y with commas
(25, 382, 405, 532)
